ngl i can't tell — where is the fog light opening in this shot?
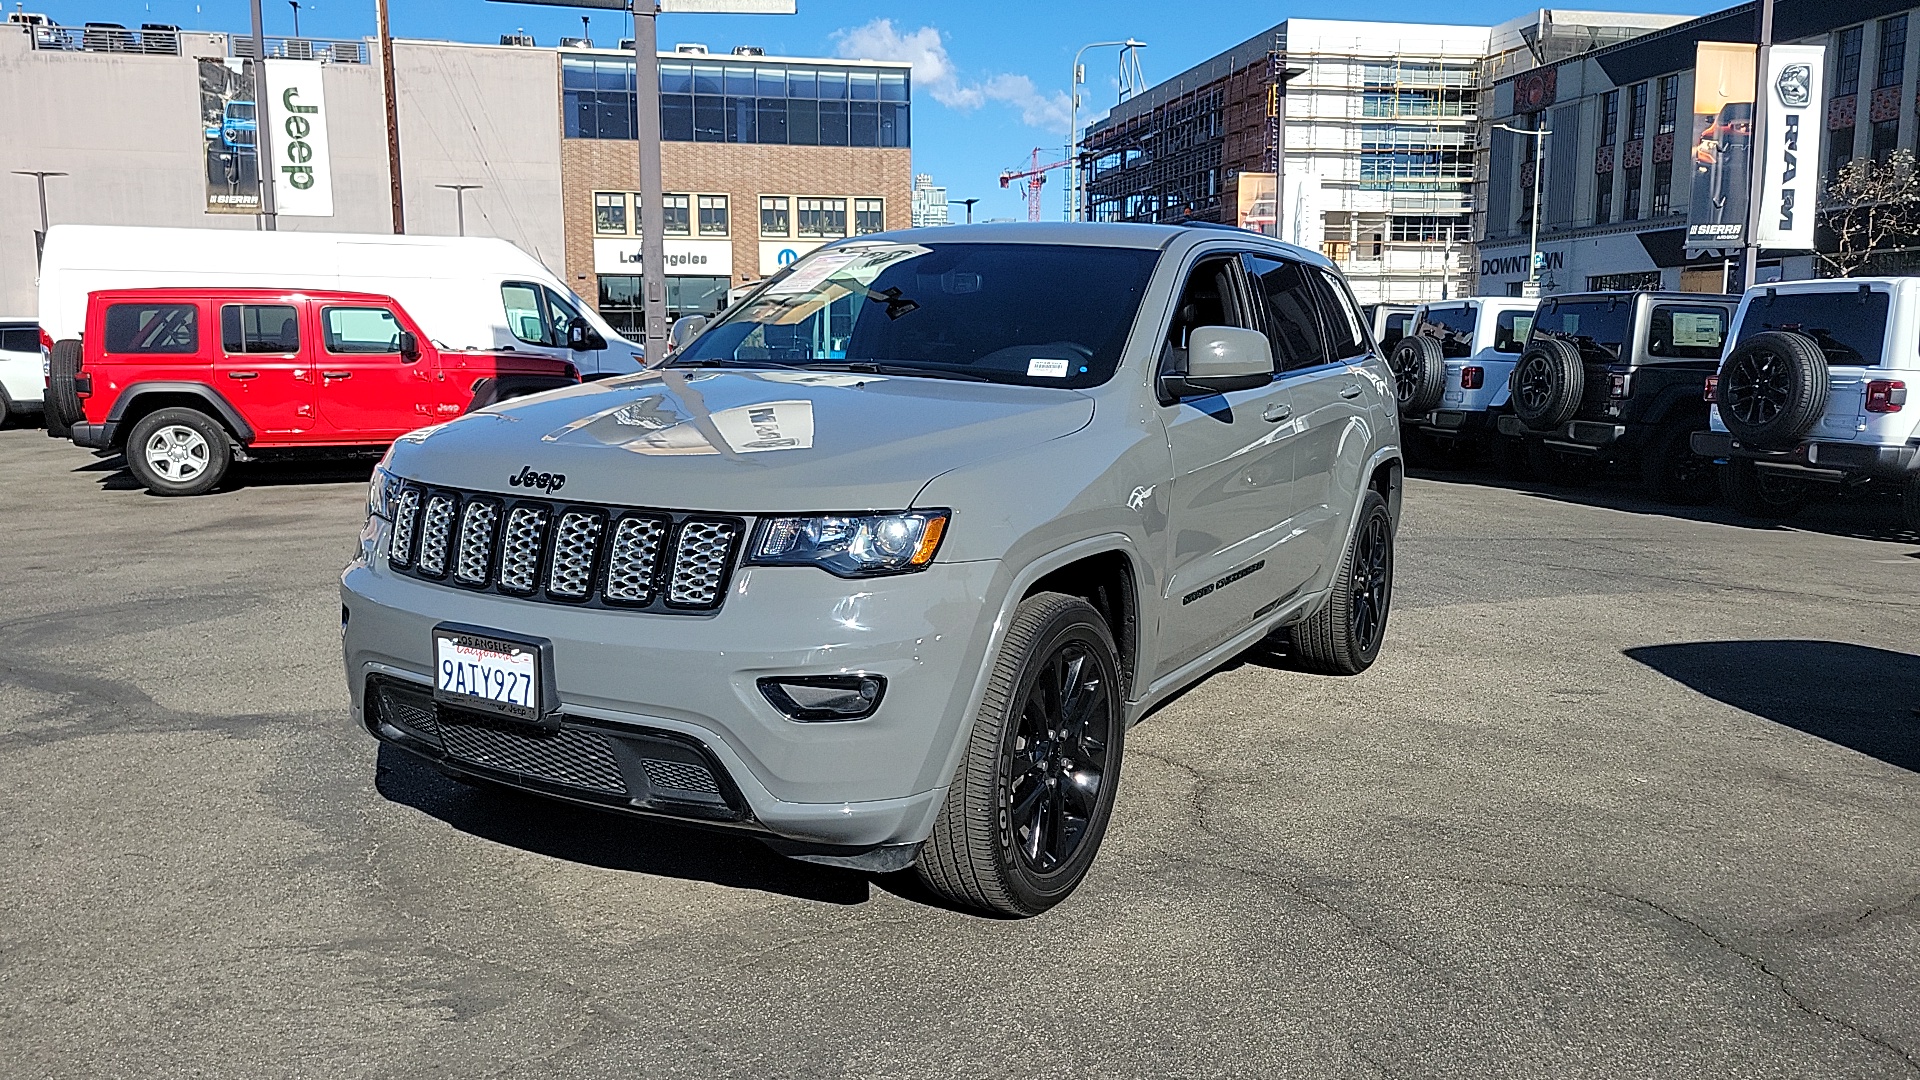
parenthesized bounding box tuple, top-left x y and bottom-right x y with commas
(759, 675, 886, 722)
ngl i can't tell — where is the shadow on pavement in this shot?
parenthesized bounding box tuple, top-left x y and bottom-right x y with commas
(373, 743, 873, 905)
(76, 453, 377, 494)
(1626, 640, 1920, 773)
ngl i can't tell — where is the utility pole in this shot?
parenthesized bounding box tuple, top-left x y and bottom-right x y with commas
(376, 0, 405, 233)
(248, 0, 277, 229)
(436, 184, 482, 235)
(1740, 0, 1777, 289)
(1496, 119, 1552, 296)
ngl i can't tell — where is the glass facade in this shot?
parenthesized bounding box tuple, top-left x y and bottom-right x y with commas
(564, 56, 910, 146)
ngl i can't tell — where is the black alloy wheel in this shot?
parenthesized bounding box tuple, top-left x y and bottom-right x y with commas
(1287, 489, 1394, 675)
(1514, 355, 1554, 416)
(1714, 331, 1828, 450)
(1005, 641, 1116, 875)
(1721, 349, 1793, 427)
(1641, 421, 1719, 505)
(1347, 510, 1392, 657)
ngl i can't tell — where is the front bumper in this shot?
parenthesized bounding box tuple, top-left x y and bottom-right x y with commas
(1690, 431, 1920, 479)
(342, 549, 1003, 851)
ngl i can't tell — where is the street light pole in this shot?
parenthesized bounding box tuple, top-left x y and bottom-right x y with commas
(1068, 39, 1145, 222)
(1740, 0, 1777, 289)
(248, 0, 277, 230)
(13, 170, 66, 263)
(954, 197, 980, 224)
(1496, 119, 1553, 295)
(436, 184, 482, 236)
(631, 5, 666, 357)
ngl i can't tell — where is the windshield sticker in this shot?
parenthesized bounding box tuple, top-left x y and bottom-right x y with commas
(1027, 358, 1070, 378)
(1670, 313, 1724, 346)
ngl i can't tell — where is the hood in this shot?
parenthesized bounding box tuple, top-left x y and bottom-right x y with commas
(385, 368, 1096, 512)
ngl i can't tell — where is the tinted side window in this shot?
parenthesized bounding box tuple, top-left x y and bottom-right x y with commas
(1311, 267, 1369, 360)
(502, 283, 552, 346)
(1243, 254, 1330, 371)
(1416, 305, 1475, 359)
(1493, 310, 1534, 353)
(1646, 304, 1729, 359)
(322, 307, 403, 354)
(1162, 255, 1246, 371)
(221, 305, 300, 354)
(104, 304, 198, 355)
(0, 327, 37, 353)
(1532, 299, 1630, 362)
(1382, 312, 1412, 347)
(1736, 290, 1889, 366)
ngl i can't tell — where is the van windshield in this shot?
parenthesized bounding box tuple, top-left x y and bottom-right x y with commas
(671, 242, 1161, 387)
(1736, 289, 1890, 367)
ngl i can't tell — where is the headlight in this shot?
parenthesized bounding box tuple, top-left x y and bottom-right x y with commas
(367, 463, 400, 521)
(747, 510, 949, 577)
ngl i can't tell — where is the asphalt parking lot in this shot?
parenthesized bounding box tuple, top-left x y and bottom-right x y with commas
(3, 425, 1919, 1079)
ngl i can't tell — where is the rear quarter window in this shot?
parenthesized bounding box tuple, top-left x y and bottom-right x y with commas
(1646, 305, 1729, 359)
(104, 303, 199, 355)
(1736, 289, 1890, 366)
(1492, 310, 1534, 354)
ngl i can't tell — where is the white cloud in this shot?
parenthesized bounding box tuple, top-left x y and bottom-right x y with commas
(832, 19, 1068, 134)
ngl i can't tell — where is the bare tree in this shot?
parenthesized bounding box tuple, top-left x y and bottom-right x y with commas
(1820, 149, 1920, 277)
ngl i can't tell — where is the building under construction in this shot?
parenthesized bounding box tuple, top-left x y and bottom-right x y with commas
(1081, 14, 1688, 303)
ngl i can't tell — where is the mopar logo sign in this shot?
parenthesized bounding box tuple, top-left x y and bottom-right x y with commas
(1481, 251, 1564, 277)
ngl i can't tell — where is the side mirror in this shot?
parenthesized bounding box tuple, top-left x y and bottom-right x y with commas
(668, 314, 709, 351)
(1160, 326, 1273, 400)
(397, 330, 420, 361)
(566, 316, 605, 352)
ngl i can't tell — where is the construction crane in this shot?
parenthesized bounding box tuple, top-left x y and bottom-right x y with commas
(998, 149, 1071, 222)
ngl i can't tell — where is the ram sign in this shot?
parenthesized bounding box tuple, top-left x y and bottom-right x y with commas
(1756, 45, 1826, 250)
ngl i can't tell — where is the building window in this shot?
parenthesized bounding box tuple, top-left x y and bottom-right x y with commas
(797, 197, 847, 237)
(1657, 75, 1678, 136)
(1387, 215, 1469, 242)
(1879, 15, 1907, 89)
(1594, 180, 1613, 225)
(1831, 127, 1857, 177)
(854, 198, 885, 235)
(1651, 162, 1672, 215)
(760, 196, 790, 237)
(1588, 270, 1662, 291)
(1837, 25, 1864, 95)
(1599, 90, 1619, 145)
(698, 195, 729, 237)
(1358, 125, 1475, 180)
(594, 192, 627, 235)
(1873, 117, 1900, 161)
(569, 57, 912, 145)
(1629, 82, 1648, 141)
(597, 275, 643, 337)
(663, 194, 690, 236)
(1624, 175, 1642, 221)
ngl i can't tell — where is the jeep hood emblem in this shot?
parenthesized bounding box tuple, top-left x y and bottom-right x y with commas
(508, 465, 565, 493)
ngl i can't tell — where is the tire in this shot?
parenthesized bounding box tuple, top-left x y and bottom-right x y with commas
(1905, 474, 1920, 533)
(1288, 489, 1394, 676)
(1512, 338, 1585, 431)
(1525, 440, 1592, 486)
(1389, 336, 1447, 418)
(917, 592, 1125, 918)
(1718, 458, 1808, 520)
(1639, 421, 1719, 505)
(1715, 331, 1828, 450)
(0, 393, 10, 430)
(45, 338, 82, 440)
(124, 407, 233, 497)
(1489, 433, 1533, 479)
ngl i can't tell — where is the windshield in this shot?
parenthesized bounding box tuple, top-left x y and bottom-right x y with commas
(671, 242, 1162, 387)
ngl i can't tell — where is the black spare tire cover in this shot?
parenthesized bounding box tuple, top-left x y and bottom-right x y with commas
(1511, 337, 1585, 431)
(45, 338, 83, 440)
(1715, 330, 1829, 450)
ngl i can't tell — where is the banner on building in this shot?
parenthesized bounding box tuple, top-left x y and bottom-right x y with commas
(1236, 173, 1278, 236)
(1685, 42, 1757, 251)
(264, 60, 335, 217)
(1756, 44, 1825, 249)
(198, 58, 261, 214)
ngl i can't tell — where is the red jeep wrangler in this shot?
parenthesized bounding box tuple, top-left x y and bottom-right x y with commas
(44, 287, 579, 496)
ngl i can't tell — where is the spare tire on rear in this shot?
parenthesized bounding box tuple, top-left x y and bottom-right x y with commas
(45, 338, 82, 440)
(1389, 335, 1446, 418)
(1715, 331, 1828, 450)
(1511, 337, 1585, 431)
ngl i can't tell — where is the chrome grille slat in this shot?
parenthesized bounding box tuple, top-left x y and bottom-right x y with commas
(668, 520, 738, 607)
(455, 500, 500, 584)
(388, 486, 422, 566)
(546, 511, 603, 598)
(498, 506, 548, 594)
(604, 516, 668, 604)
(417, 493, 456, 576)
(386, 482, 740, 614)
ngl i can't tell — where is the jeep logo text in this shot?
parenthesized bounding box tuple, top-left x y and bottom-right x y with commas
(508, 466, 566, 493)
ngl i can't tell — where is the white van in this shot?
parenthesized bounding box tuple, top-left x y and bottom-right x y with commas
(36, 226, 643, 378)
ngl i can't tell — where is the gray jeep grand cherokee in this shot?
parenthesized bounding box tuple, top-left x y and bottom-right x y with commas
(342, 223, 1404, 916)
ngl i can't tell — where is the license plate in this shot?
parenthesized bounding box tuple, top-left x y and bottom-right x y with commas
(433, 628, 540, 721)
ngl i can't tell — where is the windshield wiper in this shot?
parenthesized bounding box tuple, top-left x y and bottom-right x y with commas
(788, 360, 995, 383)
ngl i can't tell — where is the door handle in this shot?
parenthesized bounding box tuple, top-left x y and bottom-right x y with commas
(1262, 402, 1291, 423)
(226, 371, 257, 380)
(1339, 383, 1363, 399)
(322, 370, 352, 380)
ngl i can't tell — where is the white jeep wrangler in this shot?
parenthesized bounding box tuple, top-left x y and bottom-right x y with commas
(1388, 297, 1538, 461)
(1693, 277, 1918, 526)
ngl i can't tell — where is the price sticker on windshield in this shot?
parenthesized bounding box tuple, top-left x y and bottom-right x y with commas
(1027, 359, 1070, 378)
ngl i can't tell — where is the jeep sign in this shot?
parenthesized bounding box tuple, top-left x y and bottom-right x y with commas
(1757, 45, 1825, 250)
(264, 60, 334, 218)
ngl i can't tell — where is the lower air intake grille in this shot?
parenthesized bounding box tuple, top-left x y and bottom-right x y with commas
(641, 757, 722, 795)
(435, 710, 627, 795)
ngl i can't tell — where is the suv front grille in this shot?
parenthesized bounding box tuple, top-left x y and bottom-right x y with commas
(386, 481, 744, 614)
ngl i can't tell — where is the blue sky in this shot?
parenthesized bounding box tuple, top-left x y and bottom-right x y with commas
(35, 0, 1707, 220)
